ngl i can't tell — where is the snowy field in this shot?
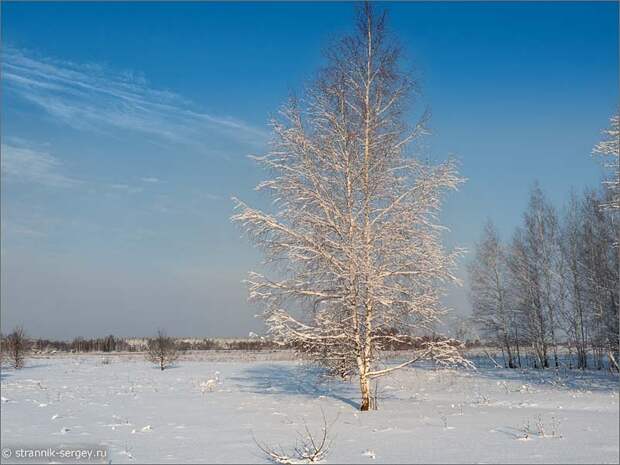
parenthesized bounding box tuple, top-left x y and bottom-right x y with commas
(1, 352, 618, 464)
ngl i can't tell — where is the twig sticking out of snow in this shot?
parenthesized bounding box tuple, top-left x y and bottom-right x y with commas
(362, 449, 376, 460)
(198, 371, 221, 395)
(520, 414, 563, 440)
(254, 408, 336, 464)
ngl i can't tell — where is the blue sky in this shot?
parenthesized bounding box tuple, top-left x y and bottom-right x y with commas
(1, 1, 618, 339)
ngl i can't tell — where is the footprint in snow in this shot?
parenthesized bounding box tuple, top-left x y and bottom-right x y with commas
(141, 425, 152, 432)
(60, 427, 71, 434)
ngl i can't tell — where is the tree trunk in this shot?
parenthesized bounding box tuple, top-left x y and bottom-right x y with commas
(504, 336, 515, 368)
(515, 327, 522, 368)
(608, 351, 619, 372)
(359, 374, 371, 411)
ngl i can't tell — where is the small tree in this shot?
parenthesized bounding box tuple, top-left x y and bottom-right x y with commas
(6, 326, 29, 369)
(146, 330, 179, 371)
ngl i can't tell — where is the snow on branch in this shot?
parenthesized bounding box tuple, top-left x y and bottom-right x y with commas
(232, 3, 466, 410)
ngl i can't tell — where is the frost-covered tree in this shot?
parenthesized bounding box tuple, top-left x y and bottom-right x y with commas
(233, 3, 468, 411)
(578, 190, 619, 370)
(146, 330, 179, 371)
(468, 221, 520, 368)
(592, 114, 619, 212)
(508, 185, 563, 368)
(475, 184, 619, 371)
(559, 191, 590, 369)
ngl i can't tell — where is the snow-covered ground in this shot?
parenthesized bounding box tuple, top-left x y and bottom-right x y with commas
(1, 352, 618, 464)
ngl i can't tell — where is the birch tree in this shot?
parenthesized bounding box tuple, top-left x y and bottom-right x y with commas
(508, 228, 547, 368)
(559, 192, 590, 369)
(468, 221, 520, 368)
(525, 185, 563, 368)
(579, 190, 619, 369)
(232, 3, 468, 411)
(507, 185, 563, 368)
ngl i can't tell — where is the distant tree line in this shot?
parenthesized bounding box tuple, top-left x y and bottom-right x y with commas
(0, 334, 287, 354)
(28, 335, 138, 353)
(1, 331, 468, 358)
(468, 115, 619, 371)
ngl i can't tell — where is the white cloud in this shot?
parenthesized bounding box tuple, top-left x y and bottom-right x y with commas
(1, 143, 81, 188)
(3, 47, 269, 150)
(1, 140, 167, 194)
(109, 183, 143, 194)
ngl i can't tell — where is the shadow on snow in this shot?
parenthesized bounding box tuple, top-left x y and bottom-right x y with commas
(229, 362, 367, 409)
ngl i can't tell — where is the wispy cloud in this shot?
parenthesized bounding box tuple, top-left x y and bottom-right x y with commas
(109, 183, 143, 194)
(1, 140, 154, 193)
(1, 142, 81, 188)
(1, 222, 48, 238)
(3, 47, 269, 150)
